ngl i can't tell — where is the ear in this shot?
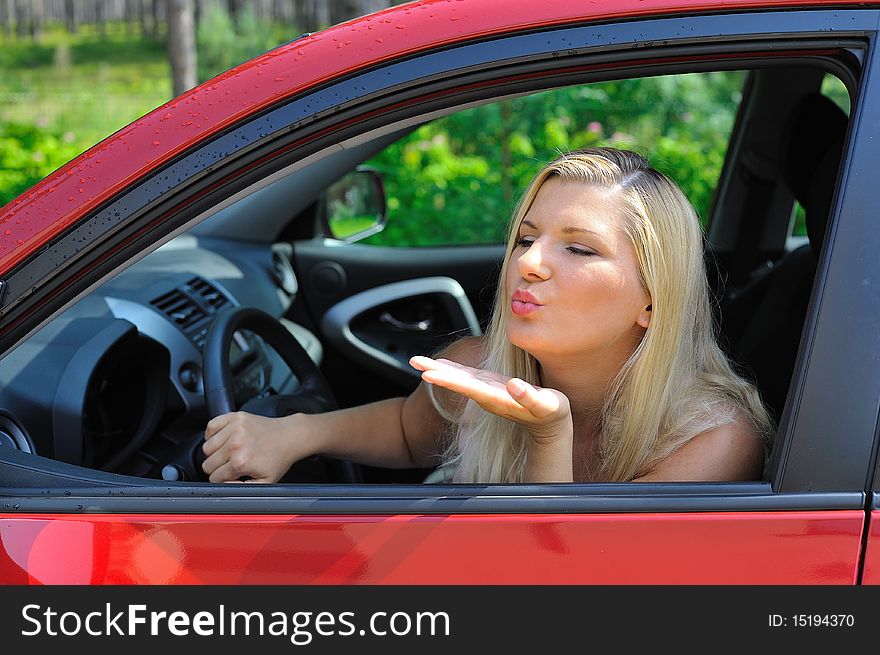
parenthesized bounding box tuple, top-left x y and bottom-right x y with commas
(637, 303, 652, 329)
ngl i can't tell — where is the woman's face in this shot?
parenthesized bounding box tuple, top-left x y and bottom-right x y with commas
(505, 177, 652, 362)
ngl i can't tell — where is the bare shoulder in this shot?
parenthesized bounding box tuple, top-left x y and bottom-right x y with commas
(633, 411, 765, 483)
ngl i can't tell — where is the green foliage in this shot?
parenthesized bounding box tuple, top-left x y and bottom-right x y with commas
(0, 27, 171, 172)
(0, 10, 295, 206)
(0, 23, 835, 249)
(0, 21, 771, 243)
(196, 5, 290, 82)
(362, 72, 746, 247)
(0, 122, 81, 206)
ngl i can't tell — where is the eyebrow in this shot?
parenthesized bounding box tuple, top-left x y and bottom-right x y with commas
(520, 219, 608, 238)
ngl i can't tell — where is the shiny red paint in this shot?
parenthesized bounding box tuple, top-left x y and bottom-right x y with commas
(855, 510, 880, 584)
(0, 511, 864, 584)
(0, 0, 876, 275)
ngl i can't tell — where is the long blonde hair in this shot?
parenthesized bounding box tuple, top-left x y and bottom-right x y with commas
(437, 147, 773, 482)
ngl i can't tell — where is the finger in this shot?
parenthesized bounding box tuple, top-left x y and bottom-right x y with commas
(410, 355, 473, 375)
(409, 355, 435, 371)
(201, 447, 228, 476)
(506, 378, 562, 419)
(433, 359, 517, 390)
(202, 426, 232, 457)
(421, 366, 513, 409)
(419, 364, 478, 391)
(421, 356, 502, 383)
(208, 459, 241, 483)
(205, 412, 234, 440)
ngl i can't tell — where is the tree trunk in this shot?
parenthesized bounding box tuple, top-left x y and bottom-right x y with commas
(29, 0, 42, 42)
(315, 0, 329, 28)
(96, 0, 107, 38)
(64, 0, 77, 33)
(151, 0, 160, 39)
(227, 0, 240, 23)
(293, 0, 312, 31)
(125, 0, 137, 35)
(1, 0, 10, 39)
(140, 0, 154, 37)
(14, 0, 26, 38)
(329, 1, 360, 26)
(168, 0, 197, 96)
(272, 0, 288, 25)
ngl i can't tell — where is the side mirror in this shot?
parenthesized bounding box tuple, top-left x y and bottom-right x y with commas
(323, 167, 387, 242)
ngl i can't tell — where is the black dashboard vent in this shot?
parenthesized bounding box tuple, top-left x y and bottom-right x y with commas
(187, 276, 229, 313)
(150, 288, 206, 330)
(150, 277, 232, 350)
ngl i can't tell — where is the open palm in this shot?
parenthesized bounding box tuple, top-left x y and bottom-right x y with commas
(409, 356, 571, 441)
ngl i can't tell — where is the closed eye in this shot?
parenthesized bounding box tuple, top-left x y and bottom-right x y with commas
(567, 245, 596, 256)
(515, 236, 534, 248)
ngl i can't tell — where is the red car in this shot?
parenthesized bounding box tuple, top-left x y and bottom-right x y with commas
(1, 0, 879, 585)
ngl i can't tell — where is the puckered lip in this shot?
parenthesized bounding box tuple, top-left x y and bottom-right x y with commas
(512, 289, 542, 305)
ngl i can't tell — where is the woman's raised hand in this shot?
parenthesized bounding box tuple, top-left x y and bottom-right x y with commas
(409, 355, 572, 444)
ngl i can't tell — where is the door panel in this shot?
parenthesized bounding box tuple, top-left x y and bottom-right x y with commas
(294, 241, 503, 327)
(0, 510, 863, 584)
(859, 509, 880, 583)
(322, 277, 482, 388)
(292, 240, 502, 401)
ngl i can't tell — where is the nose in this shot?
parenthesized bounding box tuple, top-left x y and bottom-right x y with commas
(516, 240, 550, 281)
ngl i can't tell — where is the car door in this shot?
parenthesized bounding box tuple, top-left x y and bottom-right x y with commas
(291, 235, 500, 409)
(1, 2, 879, 584)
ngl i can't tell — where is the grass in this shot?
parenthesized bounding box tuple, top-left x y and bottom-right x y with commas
(0, 24, 173, 152)
(0, 16, 303, 206)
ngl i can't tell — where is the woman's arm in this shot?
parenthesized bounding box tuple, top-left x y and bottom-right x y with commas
(201, 336, 484, 483)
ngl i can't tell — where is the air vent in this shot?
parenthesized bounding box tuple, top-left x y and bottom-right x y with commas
(150, 288, 206, 330)
(187, 276, 229, 313)
(150, 277, 233, 350)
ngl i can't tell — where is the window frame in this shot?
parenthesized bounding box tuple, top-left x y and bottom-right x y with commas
(0, 9, 876, 513)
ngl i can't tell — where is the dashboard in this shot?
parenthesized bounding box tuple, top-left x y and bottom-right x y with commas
(0, 234, 320, 481)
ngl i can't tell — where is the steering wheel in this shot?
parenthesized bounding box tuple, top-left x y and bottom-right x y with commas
(199, 306, 360, 482)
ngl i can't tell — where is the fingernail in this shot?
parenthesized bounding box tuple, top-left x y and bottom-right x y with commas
(509, 378, 527, 397)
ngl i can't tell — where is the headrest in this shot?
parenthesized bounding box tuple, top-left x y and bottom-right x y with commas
(778, 93, 847, 256)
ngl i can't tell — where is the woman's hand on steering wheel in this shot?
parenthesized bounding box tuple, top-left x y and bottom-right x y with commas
(199, 306, 359, 484)
(202, 411, 313, 483)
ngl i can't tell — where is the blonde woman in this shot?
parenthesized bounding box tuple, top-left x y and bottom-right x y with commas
(202, 147, 772, 484)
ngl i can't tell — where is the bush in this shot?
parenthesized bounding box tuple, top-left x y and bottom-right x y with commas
(361, 72, 744, 246)
(0, 123, 81, 206)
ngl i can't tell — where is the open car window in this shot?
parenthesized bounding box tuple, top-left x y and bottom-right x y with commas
(346, 72, 747, 247)
(0, 0, 865, 507)
(0, 60, 853, 491)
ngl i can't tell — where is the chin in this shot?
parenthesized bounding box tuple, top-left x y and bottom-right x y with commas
(505, 323, 549, 357)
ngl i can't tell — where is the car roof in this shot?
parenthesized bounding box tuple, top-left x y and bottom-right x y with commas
(0, 0, 875, 274)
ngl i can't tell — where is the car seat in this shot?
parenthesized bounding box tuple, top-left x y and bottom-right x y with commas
(722, 93, 847, 421)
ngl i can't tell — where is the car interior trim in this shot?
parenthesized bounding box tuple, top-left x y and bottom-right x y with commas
(0, 485, 865, 515)
(321, 276, 482, 386)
